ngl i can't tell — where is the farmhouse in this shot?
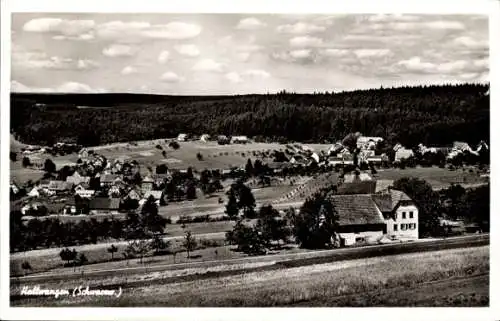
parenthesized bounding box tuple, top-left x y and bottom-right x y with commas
(324, 189, 419, 246)
(27, 186, 41, 198)
(48, 180, 73, 194)
(74, 184, 95, 198)
(66, 171, 90, 185)
(371, 190, 419, 240)
(177, 133, 188, 142)
(326, 194, 386, 247)
(394, 147, 414, 162)
(328, 142, 344, 156)
(217, 135, 230, 145)
(89, 198, 120, 214)
(10, 181, 20, 195)
(230, 136, 249, 144)
(356, 136, 383, 149)
(100, 174, 119, 186)
(200, 134, 211, 142)
(141, 176, 154, 193)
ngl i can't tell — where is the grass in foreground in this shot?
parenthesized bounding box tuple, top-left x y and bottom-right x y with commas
(14, 245, 489, 307)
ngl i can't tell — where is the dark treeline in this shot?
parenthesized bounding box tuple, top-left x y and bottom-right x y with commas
(11, 83, 489, 147)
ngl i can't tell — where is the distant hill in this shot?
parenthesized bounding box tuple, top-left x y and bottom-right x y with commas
(10, 83, 489, 147)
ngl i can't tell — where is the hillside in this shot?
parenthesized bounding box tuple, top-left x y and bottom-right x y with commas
(10, 83, 489, 147)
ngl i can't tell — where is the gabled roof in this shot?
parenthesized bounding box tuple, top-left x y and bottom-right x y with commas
(142, 176, 154, 183)
(89, 198, 120, 210)
(326, 194, 385, 226)
(371, 189, 413, 212)
(337, 180, 376, 195)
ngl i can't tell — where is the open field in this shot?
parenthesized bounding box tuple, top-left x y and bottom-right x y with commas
(374, 166, 487, 190)
(11, 234, 488, 284)
(11, 244, 489, 307)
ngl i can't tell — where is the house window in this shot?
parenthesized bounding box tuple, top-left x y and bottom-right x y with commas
(402, 212, 406, 219)
(401, 223, 406, 231)
(394, 224, 398, 231)
(394, 213, 398, 220)
(409, 211, 414, 219)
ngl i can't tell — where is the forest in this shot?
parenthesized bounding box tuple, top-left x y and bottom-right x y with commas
(10, 83, 489, 147)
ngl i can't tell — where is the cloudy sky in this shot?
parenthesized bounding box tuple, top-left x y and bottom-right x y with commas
(11, 13, 488, 94)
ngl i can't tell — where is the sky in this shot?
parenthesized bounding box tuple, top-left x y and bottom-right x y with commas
(10, 13, 489, 95)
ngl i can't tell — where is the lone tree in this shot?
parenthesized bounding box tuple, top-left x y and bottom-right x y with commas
(182, 231, 197, 258)
(107, 244, 118, 260)
(44, 158, 56, 173)
(150, 234, 171, 255)
(21, 261, 32, 276)
(245, 159, 254, 177)
(59, 248, 78, 267)
(77, 253, 88, 266)
(10, 152, 17, 162)
(22, 156, 31, 168)
(227, 180, 256, 218)
(292, 192, 339, 249)
(196, 152, 203, 161)
(225, 191, 239, 219)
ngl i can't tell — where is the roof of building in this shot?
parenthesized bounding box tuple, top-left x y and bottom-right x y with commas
(143, 190, 163, 200)
(326, 194, 385, 226)
(89, 198, 120, 210)
(142, 176, 154, 183)
(48, 180, 73, 190)
(337, 180, 377, 195)
(371, 189, 412, 212)
(343, 172, 372, 183)
(100, 174, 118, 183)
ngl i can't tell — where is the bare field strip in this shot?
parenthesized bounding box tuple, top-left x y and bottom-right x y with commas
(12, 245, 488, 307)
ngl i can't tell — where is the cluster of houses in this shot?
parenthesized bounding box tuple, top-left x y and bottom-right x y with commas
(13, 151, 175, 217)
(177, 133, 250, 145)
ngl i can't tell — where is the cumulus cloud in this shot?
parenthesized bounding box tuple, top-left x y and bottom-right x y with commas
(320, 48, 351, 57)
(96, 21, 201, 40)
(369, 20, 465, 31)
(53, 33, 95, 41)
(23, 18, 95, 36)
(174, 44, 200, 57)
(276, 22, 326, 34)
(192, 59, 225, 72)
(236, 17, 266, 30)
(242, 69, 271, 78)
(160, 71, 182, 83)
(367, 14, 421, 22)
(102, 44, 135, 57)
(225, 72, 243, 83)
(395, 56, 487, 75)
(289, 49, 313, 59)
(453, 36, 488, 49)
(12, 51, 98, 70)
(23, 18, 202, 41)
(158, 51, 170, 64)
(77, 59, 99, 70)
(353, 49, 392, 58)
(11, 80, 105, 93)
(289, 36, 323, 47)
(121, 66, 138, 75)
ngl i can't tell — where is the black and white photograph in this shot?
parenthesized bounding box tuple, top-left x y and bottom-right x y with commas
(1, 0, 498, 319)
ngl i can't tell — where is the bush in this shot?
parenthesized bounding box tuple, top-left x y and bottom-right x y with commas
(169, 141, 180, 150)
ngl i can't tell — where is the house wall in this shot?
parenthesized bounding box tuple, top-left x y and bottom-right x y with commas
(338, 230, 384, 246)
(385, 204, 419, 239)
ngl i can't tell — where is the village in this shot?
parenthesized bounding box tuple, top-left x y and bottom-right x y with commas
(10, 131, 489, 252)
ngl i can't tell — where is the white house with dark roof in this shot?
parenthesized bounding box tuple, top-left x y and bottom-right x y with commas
(323, 189, 418, 246)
